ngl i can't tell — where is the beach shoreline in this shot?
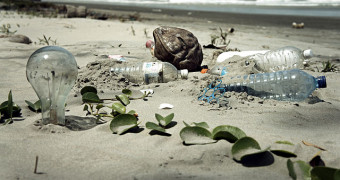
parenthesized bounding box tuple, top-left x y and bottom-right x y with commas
(1, 3, 340, 179)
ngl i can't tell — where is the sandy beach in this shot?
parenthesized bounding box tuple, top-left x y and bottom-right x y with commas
(1, 2, 340, 180)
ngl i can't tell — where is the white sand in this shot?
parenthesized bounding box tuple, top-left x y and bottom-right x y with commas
(1, 10, 340, 180)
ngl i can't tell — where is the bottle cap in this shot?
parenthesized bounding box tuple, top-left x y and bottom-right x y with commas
(303, 49, 313, 59)
(180, 69, 189, 79)
(316, 76, 327, 88)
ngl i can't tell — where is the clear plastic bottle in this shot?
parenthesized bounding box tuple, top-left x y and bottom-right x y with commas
(208, 65, 228, 76)
(220, 69, 326, 101)
(250, 46, 313, 73)
(110, 62, 188, 84)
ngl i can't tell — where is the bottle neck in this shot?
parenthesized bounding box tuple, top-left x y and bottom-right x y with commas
(178, 69, 188, 79)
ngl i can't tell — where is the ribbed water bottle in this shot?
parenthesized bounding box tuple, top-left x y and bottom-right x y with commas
(220, 69, 326, 101)
(110, 62, 188, 84)
(250, 46, 313, 73)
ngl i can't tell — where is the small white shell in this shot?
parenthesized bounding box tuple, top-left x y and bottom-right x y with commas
(159, 103, 174, 109)
(140, 89, 154, 95)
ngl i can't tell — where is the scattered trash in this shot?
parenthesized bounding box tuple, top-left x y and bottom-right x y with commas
(292, 22, 304, 29)
(250, 46, 313, 73)
(216, 50, 269, 63)
(207, 65, 228, 76)
(203, 44, 227, 49)
(228, 27, 235, 33)
(140, 89, 154, 95)
(110, 62, 188, 84)
(152, 26, 203, 71)
(146, 39, 155, 56)
(108, 55, 126, 62)
(159, 103, 174, 109)
(198, 69, 326, 102)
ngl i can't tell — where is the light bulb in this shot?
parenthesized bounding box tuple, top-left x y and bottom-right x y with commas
(26, 46, 78, 125)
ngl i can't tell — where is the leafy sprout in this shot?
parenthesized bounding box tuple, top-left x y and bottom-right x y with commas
(322, 60, 337, 72)
(0, 24, 17, 35)
(146, 113, 176, 135)
(80, 86, 147, 134)
(38, 35, 57, 45)
(0, 90, 21, 125)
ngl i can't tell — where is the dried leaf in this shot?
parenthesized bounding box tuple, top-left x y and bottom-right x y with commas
(302, 140, 326, 151)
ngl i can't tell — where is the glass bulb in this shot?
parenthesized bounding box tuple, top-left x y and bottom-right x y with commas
(26, 46, 78, 125)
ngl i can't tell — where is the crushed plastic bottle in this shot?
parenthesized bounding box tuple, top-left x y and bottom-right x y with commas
(110, 62, 188, 84)
(219, 69, 326, 101)
(216, 50, 269, 63)
(250, 46, 313, 73)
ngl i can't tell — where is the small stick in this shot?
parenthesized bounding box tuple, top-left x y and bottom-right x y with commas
(34, 156, 38, 174)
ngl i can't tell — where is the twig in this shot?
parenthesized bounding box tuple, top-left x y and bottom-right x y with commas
(34, 156, 38, 174)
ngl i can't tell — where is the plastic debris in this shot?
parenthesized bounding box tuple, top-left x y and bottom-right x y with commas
(108, 55, 126, 62)
(159, 103, 174, 109)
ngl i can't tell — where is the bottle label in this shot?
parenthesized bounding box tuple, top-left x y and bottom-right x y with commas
(143, 62, 162, 84)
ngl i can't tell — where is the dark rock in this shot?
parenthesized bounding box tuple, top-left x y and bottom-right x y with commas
(8, 34, 32, 44)
(153, 26, 203, 71)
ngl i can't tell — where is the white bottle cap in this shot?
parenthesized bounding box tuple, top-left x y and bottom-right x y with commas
(180, 69, 189, 79)
(303, 49, 313, 59)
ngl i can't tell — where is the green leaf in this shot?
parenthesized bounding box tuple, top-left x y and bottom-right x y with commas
(311, 166, 340, 180)
(334, 169, 340, 180)
(275, 141, 294, 146)
(231, 137, 261, 161)
(270, 140, 297, 158)
(80, 86, 97, 95)
(82, 92, 102, 103)
(25, 100, 41, 112)
(155, 113, 173, 127)
(96, 104, 104, 110)
(238, 148, 273, 167)
(193, 122, 209, 129)
(146, 122, 167, 133)
(182, 121, 209, 128)
(127, 110, 136, 115)
(111, 102, 126, 114)
(110, 114, 138, 135)
(183, 121, 190, 127)
(0, 101, 21, 117)
(164, 113, 174, 124)
(270, 150, 297, 158)
(116, 94, 130, 106)
(212, 125, 247, 143)
(83, 104, 89, 111)
(179, 126, 216, 145)
(155, 113, 164, 125)
(287, 159, 297, 180)
(296, 160, 312, 180)
(122, 89, 132, 96)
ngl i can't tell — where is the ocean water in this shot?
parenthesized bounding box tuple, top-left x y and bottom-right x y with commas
(43, 0, 340, 17)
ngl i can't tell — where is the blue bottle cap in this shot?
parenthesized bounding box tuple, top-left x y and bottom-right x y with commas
(220, 67, 227, 76)
(317, 76, 327, 88)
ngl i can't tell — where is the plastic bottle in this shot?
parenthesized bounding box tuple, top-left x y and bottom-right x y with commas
(208, 65, 228, 76)
(220, 69, 326, 101)
(216, 50, 269, 63)
(110, 62, 188, 84)
(250, 46, 313, 73)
